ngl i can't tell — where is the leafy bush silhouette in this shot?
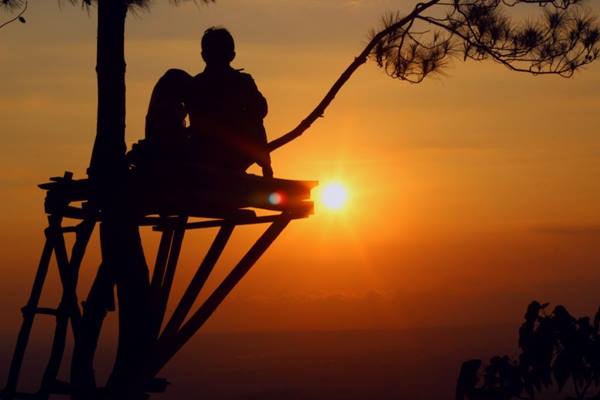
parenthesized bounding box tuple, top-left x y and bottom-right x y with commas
(457, 302, 600, 400)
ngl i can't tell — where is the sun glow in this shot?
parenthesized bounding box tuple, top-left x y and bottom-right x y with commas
(319, 182, 349, 211)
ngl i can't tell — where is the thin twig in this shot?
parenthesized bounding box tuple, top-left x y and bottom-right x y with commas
(0, 0, 28, 31)
(267, 0, 441, 152)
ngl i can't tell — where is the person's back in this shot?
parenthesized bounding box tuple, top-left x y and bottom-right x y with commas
(145, 68, 192, 147)
(186, 27, 272, 176)
(129, 68, 192, 170)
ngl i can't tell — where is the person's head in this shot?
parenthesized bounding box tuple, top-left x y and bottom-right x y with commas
(201, 27, 235, 67)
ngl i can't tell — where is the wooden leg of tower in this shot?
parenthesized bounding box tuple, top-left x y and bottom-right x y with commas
(38, 221, 79, 399)
(70, 262, 113, 399)
(2, 220, 58, 399)
(151, 215, 291, 377)
(39, 219, 95, 398)
(149, 228, 173, 305)
(151, 219, 187, 341)
(159, 223, 234, 343)
(65, 219, 96, 333)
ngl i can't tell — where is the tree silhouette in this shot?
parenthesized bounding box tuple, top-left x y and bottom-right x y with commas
(270, 0, 600, 150)
(457, 302, 600, 400)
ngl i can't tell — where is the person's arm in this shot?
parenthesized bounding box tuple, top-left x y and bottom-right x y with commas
(242, 74, 273, 177)
(243, 74, 268, 119)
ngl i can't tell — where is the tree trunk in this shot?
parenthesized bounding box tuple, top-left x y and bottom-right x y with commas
(89, 0, 127, 180)
(71, 1, 151, 399)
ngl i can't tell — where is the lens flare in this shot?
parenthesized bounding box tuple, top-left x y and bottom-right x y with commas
(268, 192, 283, 205)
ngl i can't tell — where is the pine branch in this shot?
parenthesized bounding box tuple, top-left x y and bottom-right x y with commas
(0, 0, 27, 31)
(268, 0, 442, 151)
(268, 0, 599, 153)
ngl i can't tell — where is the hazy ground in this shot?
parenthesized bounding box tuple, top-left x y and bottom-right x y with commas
(0, 325, 518, 399)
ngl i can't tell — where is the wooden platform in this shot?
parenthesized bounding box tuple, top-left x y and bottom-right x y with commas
(2, 170, 317, 400)
(39, 170, 317, 224)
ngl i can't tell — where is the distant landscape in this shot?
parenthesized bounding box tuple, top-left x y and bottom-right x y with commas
(1, 325, 516, 399)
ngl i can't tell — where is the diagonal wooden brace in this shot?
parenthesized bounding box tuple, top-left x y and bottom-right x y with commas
(149, 228, 174, 304)
(159, 223, 235, 343)
(149, 214, 292, 378)
(39, 218, 95, 397)
(2, 223, 57, 399)
(3, 215, 95, 400)
(150, 216, 187, 341)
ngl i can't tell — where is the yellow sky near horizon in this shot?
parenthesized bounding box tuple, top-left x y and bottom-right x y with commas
(1, 0, 600, 333)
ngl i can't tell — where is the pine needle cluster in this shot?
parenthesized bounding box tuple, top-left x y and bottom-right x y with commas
(372, 0, 600, 82)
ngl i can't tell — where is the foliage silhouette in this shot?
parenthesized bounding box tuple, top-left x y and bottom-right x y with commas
(457, 302, 600, 400)
(0, 0, 27, 31)
(271, 0, 600, 150)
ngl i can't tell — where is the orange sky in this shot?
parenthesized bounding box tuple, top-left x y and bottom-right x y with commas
(1, 0, 600, 335)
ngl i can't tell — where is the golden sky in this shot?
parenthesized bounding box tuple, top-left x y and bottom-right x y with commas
(1, 0, 600, 333)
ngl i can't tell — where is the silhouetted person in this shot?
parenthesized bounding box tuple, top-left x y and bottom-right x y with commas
(186, 27, 273, 177)
(128, 69, 193, 169)
(145, 68, 192, 147)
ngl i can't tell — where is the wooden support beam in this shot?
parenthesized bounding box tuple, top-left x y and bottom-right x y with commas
(49, 220, 82, 333)
(149, 229, 174, 304)
(153, 213, 308, 232)
(39, 219, 95, 397)
(170, 214, 278, 231)
(2, 223, 57, 398)
(150, 217, 187, 341)
(150, 215, 291, 377)
(159, 223, 235, 342)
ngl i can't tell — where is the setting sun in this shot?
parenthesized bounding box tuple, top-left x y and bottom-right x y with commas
(319, 182, 349, 211)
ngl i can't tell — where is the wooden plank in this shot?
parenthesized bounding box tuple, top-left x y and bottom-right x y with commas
(43, 183, 313, 221)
